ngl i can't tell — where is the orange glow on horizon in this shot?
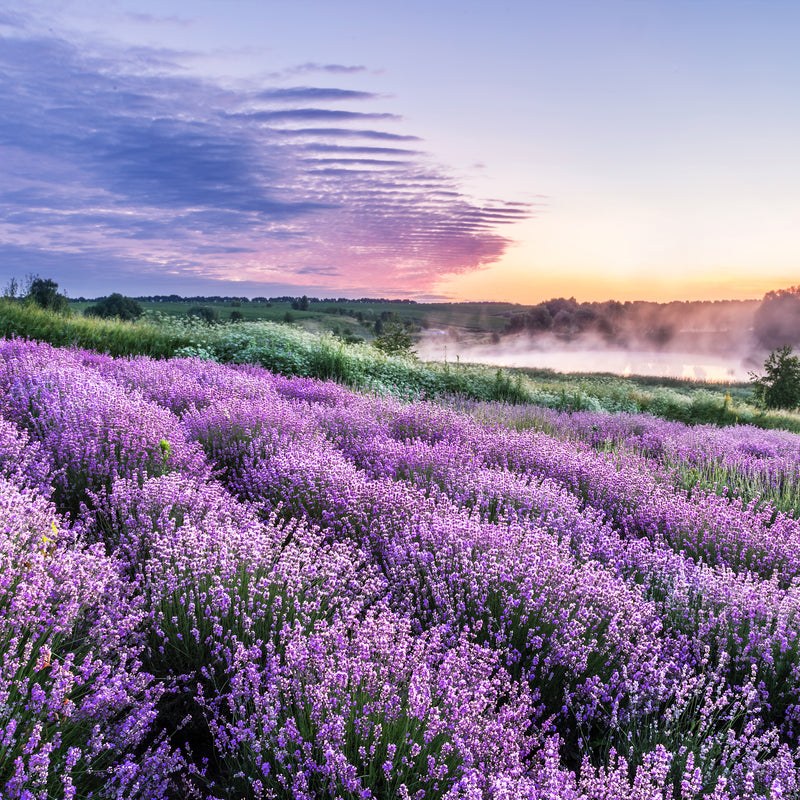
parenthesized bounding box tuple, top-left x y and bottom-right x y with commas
(435, 263, 796, 305)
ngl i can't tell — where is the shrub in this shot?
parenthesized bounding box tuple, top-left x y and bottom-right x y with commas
(84, 293, 144, 321)
(373, 314, 415, 356)
(0, 476, 182, 798)
(187, 305, 219, 325)
(0, 341, 207, 519)
(750, 345, 800, 410)
(25, 276, 70, 314)
(754, 287, 800, 350)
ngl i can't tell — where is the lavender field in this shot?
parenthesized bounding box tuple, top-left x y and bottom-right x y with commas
(3, 338, 800, 799)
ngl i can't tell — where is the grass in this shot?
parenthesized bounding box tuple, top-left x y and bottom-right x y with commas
(0, 299, 192, 358)
(68, 297, 516, 332)
(7, 298, 800, 433)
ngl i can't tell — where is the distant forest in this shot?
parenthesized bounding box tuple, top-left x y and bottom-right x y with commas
(68, 286, 800, 353)
(500, 287, 800, 352)
(73, 294, 420, 305)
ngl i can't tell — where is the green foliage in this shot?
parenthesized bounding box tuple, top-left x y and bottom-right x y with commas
(25, 276, 70, 314)
(7, 298, 800, 433)
(753, 286, 800, 350)
(187, 305, 220, 325)
(373, 313, 415, 356)
(0, 298, 191, 358)
(84, 292, 144, 321)
(2, 276, 20, 299)
(750, 344, 800, 410)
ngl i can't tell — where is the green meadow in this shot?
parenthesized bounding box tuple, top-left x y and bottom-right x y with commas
(4, 297, 799, 433)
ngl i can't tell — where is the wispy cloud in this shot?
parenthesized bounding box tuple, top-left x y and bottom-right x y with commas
(123, 12, 193, 27)
(273, 128, 421, 141)
(229, 108, 400, 122)
(265, 63, 375, 81)
(0, 24, 533, 297)
(289, 63, 370, 75)
(255, 87, 378, 102)
(0, 10, 24, 27)
(301, 144, 422, 156)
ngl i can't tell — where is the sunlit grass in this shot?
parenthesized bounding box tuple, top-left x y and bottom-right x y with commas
(5, 298, 800, 433)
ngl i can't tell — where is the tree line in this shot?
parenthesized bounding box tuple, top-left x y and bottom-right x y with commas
(4, 275, 800, 408)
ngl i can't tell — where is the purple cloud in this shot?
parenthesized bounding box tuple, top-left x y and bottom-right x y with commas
(290, 63, 369, 74)
(255, 87, 377, 102)
(273, 127, 421, 141)
(0, 24, 533, 297)
(230, 108, 400, 122)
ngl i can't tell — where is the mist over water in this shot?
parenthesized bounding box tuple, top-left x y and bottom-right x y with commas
(417, 334, 761, 383)
(413, 292, 800, 383)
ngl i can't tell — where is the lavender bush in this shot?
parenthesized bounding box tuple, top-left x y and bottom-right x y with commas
(0, 476, 183, 799)
(2, 337, 800, 798)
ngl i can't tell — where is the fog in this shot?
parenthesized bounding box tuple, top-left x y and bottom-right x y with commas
(417, 333, 764, 383)
(413, 293, 800, 383)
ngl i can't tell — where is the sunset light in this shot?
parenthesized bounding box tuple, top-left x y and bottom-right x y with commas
(2, 1, 799, 303)
(5, 4, 800, 796)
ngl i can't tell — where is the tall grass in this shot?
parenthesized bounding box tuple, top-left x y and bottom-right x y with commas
(0, 299, 191, 357)
(5, 298, 800, 432)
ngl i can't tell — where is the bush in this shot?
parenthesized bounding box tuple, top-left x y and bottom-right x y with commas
(750, 344, 800, 410)
(0, 299, 192, 358)
(373, 314, 415, 356)
(754, 287, 800, 350)
(187, 305, 219, 325)
(25, 276, 70, 314)
(84, 293, 143, 321)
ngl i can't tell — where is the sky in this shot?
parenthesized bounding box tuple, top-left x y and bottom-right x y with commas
(1, 0, 799, 303)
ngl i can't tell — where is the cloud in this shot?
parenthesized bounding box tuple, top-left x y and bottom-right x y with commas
(230, 108, 400, 122)
(265, 63, 373, 81)
(255, 87, 377, 102)
(123, 12, 193, 27)
(0, 10, 24, 27)
(302, 158, 409, 167)
(0, 24, 534, 297)
(301, 144, 422, 156)
(274, 128, 421, 141)
(290, 63, 369, 75)
(296, 265, 341, 275)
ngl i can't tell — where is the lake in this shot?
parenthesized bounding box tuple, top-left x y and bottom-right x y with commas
(416, 335, 758, 382)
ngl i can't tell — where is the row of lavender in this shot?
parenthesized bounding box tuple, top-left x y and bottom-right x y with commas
(470, 401, 800, 518)
(1, 337, 799, 798)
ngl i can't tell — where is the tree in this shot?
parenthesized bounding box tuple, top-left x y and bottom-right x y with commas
(373, 314, 415, 356)
(754, 287, 800, 350)
(2, 276, 19, 299)
(749, 344, 800, 410)
(25, 276, 70, 313)
(84, 293, 143, 321)
(526, 305, 553, 332)
(187, 305, 219, 325)
(551, 309, 577, 340)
